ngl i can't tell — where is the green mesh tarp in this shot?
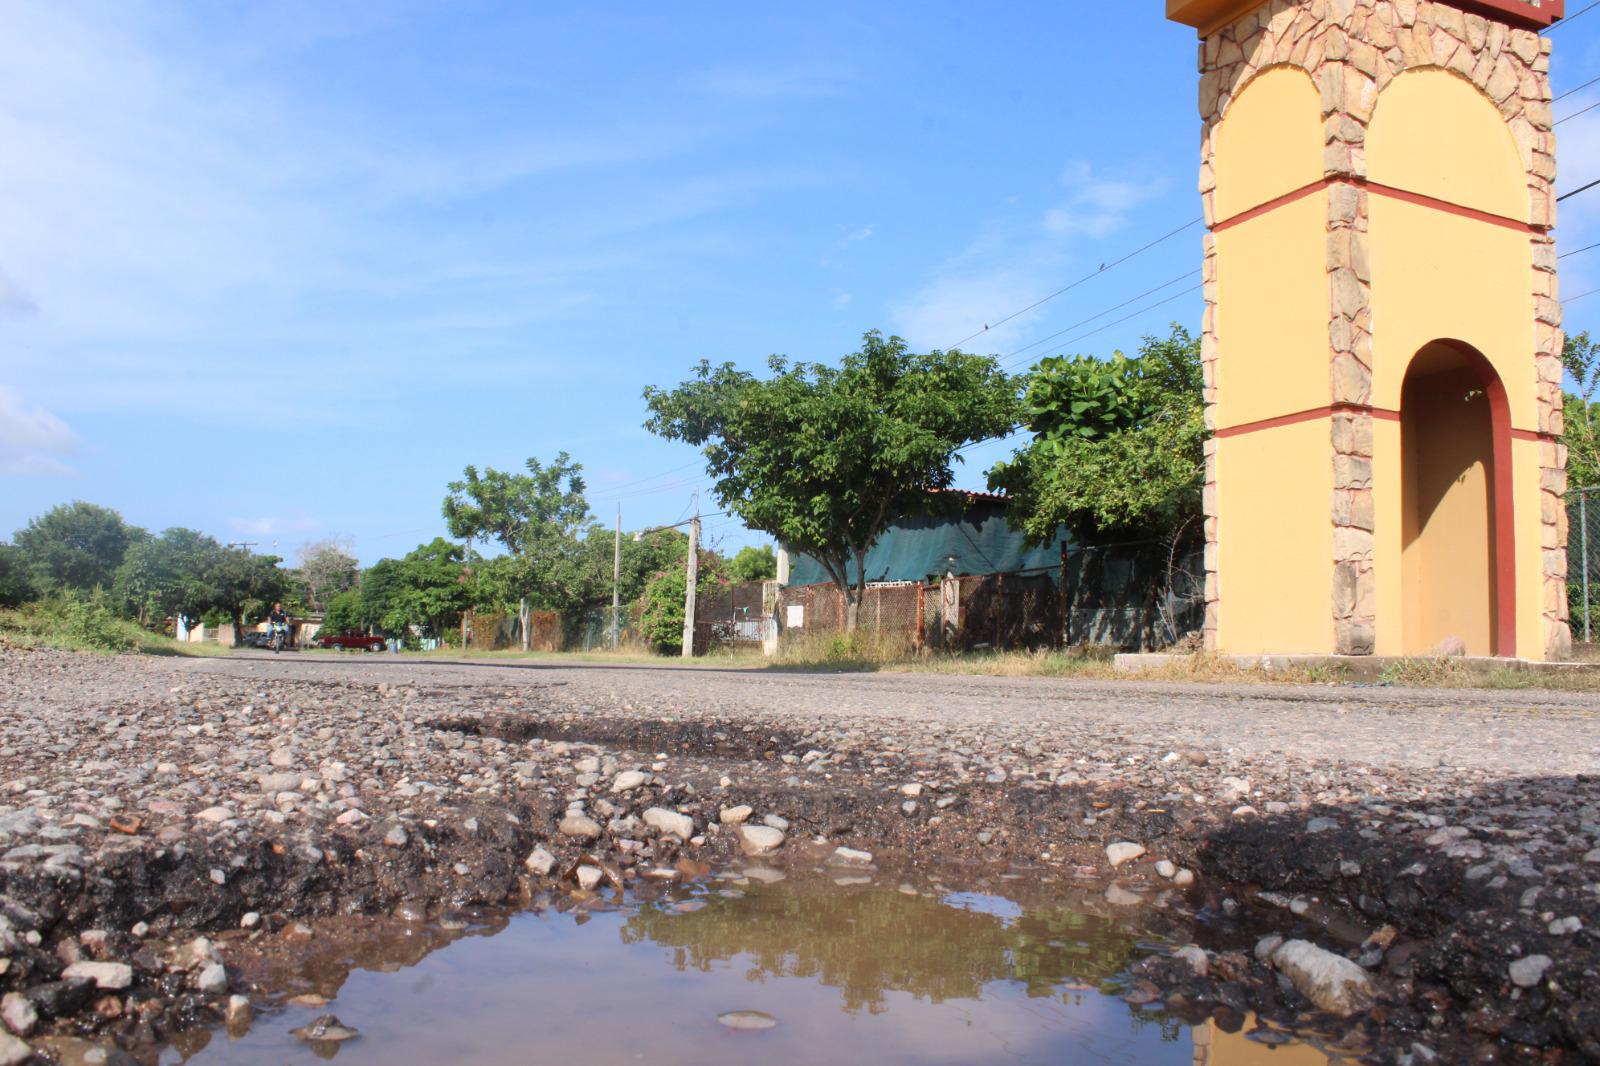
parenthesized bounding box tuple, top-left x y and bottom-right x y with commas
(786, 497, 1069, 587)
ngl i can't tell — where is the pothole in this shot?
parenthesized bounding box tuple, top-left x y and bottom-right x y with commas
(428, 714, 811, 761)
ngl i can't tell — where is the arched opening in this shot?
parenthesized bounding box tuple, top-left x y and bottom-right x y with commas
(1400, 340, 1516, 657)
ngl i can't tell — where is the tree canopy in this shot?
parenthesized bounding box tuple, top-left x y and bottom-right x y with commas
(1563, 330, 1600, 492)
(443, 453, 596, 624)
(0, 544, 34, 608)
(14, 501, 144, 593)
(113, 528, 224, 624)
(989, 326, 1204, 547)
(644, 331, 1016, 628)
(358, 538, 472, 641)
(727, 544, 777, 583)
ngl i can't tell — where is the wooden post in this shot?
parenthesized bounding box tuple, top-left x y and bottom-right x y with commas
(612, 506, 622, 650)
(914, 584, 925, 653)
(681, 515, 700, 658)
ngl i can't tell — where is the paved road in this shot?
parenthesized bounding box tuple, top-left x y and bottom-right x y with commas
(193, 652, 1600, 777)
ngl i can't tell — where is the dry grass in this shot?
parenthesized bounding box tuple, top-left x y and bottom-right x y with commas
(370, 634, 1600, 691)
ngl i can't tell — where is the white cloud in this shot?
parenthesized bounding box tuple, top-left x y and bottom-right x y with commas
(890, 270, 1053, 354)
(0, 387, 79, 477)
(228, 516, 323, 539)
(889, 162, 1169, 356)
(1042, 163, 1166, 239)
(0, 1, 781, 421)
(844, 225, 874, 243)
(833, 292, 853, 310)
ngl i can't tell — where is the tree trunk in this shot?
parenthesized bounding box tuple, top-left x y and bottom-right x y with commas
(519, 597, 530, 652)
(230, 609, 244, 647)
(845, 548, 867, 633)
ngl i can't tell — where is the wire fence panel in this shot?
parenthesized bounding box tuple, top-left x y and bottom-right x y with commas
(1568, 488, 1600, 643)
(770, 543, 1204, 654)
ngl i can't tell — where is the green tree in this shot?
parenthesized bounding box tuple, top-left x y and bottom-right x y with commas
(113, 528, 223, 625)
(990, 325, 1204, 546)
(206, 547, 290, 644)
(320, 588, 364, 635)
(727, 544, 777, 583)
(14, 501, 145, 593)
(638, 559, 726, 654)
(644, 331, 1017, 629)
(0, 544, 34, 608)
(1562, 330, 1600, 491)
(574, 524, 692, 610)
(443, 453, 593, 647)
(355, 539, 472, 645)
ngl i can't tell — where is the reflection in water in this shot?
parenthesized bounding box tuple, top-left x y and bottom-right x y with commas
(177, 875, 1329, 1066)
(621, 880, 1171, 1020)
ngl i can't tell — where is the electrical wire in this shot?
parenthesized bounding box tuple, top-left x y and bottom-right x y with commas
(1557, 74, 1600, 102)
(1003, 283, 1203, 372)
(998, 271, 1198, 370)
(1561, 240, 1600, 259)
(1567, 285, 1600, 307)
(1556, 98, 1600, 125)
(942, 217, 1202, 351)
(1547, 1, 1600, 32)
(1560, 177, 1600, 201)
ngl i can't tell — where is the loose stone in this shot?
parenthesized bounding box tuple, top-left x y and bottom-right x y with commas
(1270, 940, 1373, 1016)
(642, 807, 695, 840)
(738, 825, 785, 856)
(1509, 954, 1553, 988)
(719, 805, 753, 825)
(611, 770, 647, 793)
(558, 813, 602, 840)
(1106, 842, 1145, 867)
(60, 963, 133, 991)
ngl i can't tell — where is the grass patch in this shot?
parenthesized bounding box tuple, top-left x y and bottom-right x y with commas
(0, 597, 230, 657)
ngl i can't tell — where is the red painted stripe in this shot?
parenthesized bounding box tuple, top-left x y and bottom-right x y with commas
(1211, 180, 1327, 234)
(1211, 176, 1542, 235)
(1213, 405, 1332, 437)
(1364, 181, 1538, 234)
(1216, 402, 1548, 443)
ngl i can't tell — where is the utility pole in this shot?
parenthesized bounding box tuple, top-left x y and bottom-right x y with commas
(681, 513, 700, 658)
(612, 505, 622, 649)
(461, 535, 472, 650)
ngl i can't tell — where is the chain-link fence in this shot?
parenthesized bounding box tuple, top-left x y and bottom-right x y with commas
(1568, 487, 1600, 643)
(771, 542, 1205, 654)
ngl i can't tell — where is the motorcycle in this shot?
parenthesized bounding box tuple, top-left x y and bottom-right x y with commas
(269, 621, 290, 653)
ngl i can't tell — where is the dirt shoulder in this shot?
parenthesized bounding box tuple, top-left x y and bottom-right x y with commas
(0, 648, 1597, 1063)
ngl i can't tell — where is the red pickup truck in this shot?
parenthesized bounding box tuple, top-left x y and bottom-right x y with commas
(316, 633, 387, 652)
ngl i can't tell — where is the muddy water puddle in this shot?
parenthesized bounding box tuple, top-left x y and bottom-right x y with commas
(168, 872, 1336, 1066)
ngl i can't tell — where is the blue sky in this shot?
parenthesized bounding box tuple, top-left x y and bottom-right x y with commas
(6, 1, 1600, 565)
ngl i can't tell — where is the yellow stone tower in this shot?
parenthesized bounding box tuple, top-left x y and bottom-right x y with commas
(1167, 0, 1571, 659)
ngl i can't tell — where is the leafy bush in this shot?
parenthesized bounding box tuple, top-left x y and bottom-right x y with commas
(0, 594, 137, 653)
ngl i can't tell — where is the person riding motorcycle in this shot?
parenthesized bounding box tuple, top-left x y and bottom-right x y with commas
(268, 603, 290, 652)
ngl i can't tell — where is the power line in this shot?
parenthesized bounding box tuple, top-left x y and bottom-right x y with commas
(1560, 177, 1600, 202)
(1567, 285, 1600, 307)
(1561, 240, 1600, 259)
(586, 459, 703, 500)
(947, 281, 1205, 460)
(1557, 74, 1600, 102)
(942, 217, 1202, 351)
(998, 271, 1198, 370)
(1546, 1, 1600, 32)
(1556, 98, 1600, 125)
(1004, 284, 1202, 373)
